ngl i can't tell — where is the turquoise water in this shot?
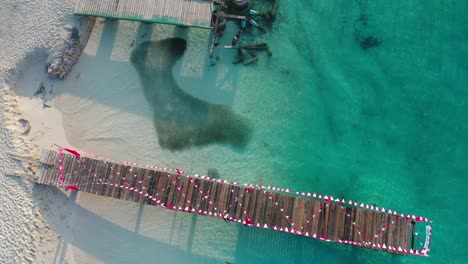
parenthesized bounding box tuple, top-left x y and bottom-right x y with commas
(220, 0, 467, 262)
(225, 1, 468, 263)
(53, 0, 468, 263)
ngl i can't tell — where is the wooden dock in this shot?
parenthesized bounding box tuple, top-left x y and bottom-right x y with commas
(35, 148, 432, 256)
(74, 0, 213, 28)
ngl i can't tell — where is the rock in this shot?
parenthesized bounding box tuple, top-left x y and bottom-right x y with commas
(18, 118, 31, 135)
(47, 28, 82, 79)
(207, 168, 220, 179)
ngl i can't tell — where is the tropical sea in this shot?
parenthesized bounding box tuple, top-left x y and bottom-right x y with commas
(43, 0, 468, 263)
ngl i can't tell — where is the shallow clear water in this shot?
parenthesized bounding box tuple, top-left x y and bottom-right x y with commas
(52, 0, 468, 263)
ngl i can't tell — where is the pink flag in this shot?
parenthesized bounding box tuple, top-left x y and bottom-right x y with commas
(66, 185, 78, 191)
(64, 148, 81, 157)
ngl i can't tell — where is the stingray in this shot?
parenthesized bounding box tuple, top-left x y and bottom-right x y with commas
(130, 38, 252, 150)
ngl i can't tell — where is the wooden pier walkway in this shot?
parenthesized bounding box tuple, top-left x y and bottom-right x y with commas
(35, 148, 432, 256)
(74, 0, 213, 28)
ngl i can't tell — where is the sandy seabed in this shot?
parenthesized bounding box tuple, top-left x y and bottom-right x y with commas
(0, 0, 245, 263)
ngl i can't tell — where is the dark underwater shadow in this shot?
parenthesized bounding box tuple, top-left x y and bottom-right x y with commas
(130, 38, 252, 151)
(33, 184, 400, 264)
(33, 185, 222, 264)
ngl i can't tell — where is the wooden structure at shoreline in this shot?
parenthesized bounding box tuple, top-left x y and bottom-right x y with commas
(35, 149, 432, 256)
(74, 0, 214, 28)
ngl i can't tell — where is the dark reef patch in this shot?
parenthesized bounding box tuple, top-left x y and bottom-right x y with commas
(130, 38, 252, 151)
(358, 35, 381, 50)
(353, 0, 381, 50)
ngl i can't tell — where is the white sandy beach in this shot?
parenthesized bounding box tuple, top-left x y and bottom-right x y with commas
(0, 1, 76, 263)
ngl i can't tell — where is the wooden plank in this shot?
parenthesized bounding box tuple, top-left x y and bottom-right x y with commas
(393, 216, 400, 250)
(386, 214, 392, 250)
(242, 187, 251, 218)
(48, 150, 60, 185)
(234, 187, 244, 220)
(144, 170, 156, 205)
(92, 159, 104, 193)
(264, 191, 274, 228)
(121, 164, 133, 201)
(350, 206, 357, 241)
(309, 200, 318, 236)
(64, 155, 79, 188)
(184, 176, 195, 209)
(40, 149, 53, 185)
(149, 171, 161, 204)
(83, 158, 95, 192)
(126, 166, 138, 202)
(196, 179, 209, 211)
(86, 158, 97, 192)
(327, 203, 337, 239)
(208, 181, 217, 212)
(210, 182, 221, 214)
(285, 195, 294, 230)
(66, 155, 78, 187)
(228, 185, 238, 217)
(174, 174, 187, 208)
(353, 206, 360, 242)
(322, 202, 330, 238)
(131, 167, 145, 203)
(157, 172, 169, 205)
(276, 193, 285, 228)
(403, 218, 408, 252)
(92, 160, 104, 193)
(338, 204, 347, 240)
(137, 169, 151, 204)
(164, 174, 175, 206)
(280, 194, 290, 228)
(218, 184, 230, 216)
(190, 177, 201, 211)
(84, 158, 96, 193)
(362, 209, 369, 244)
(111, 163, 125, 199)
(207, 181, 216, 212)
(174, 175, 188, 208)
(332, 203, 340, 239)
(103, 160, 115, 198)
(89, 159, 102, 194)
(35, 149, 48, 183)
(248, 189, 258, 224)
(73, 156, 86, 190)
(253, 189, 263, 224)
(97, 161, 111, 196)
(71, 157, 85, 189)
(152, 171, 163, 203)
(303, 199, 313, 234)
(211, 183, 225, 213)
(220, 184, 230, 215)
(38, 149, 50, 184)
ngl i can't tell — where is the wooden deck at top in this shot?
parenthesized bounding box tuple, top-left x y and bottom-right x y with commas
(74, 0, 213, 28)
(36, 149, 415, 255)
